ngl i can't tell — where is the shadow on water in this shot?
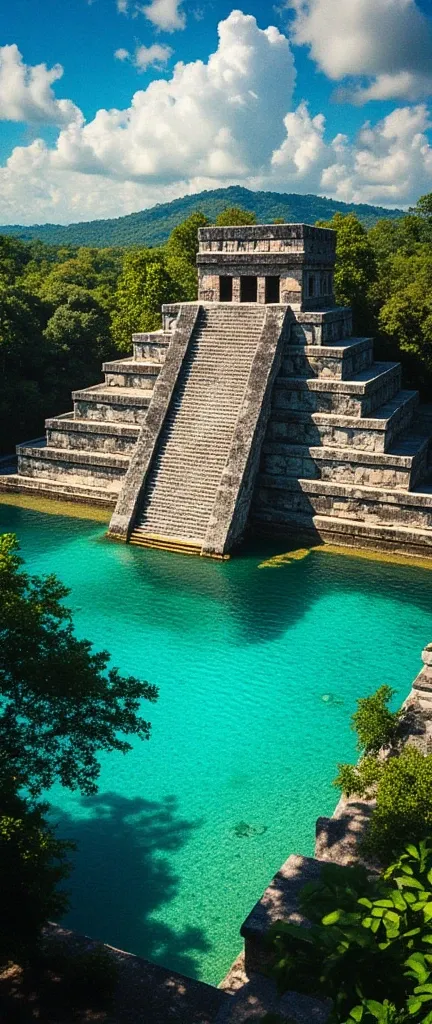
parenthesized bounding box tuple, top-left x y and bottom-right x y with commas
(50, 791, 209, 980)
(2, 503, 432, 648)
(122, 534, 432, 647)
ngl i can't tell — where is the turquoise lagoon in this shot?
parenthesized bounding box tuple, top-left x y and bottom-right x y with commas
(2, 502, 432, 984)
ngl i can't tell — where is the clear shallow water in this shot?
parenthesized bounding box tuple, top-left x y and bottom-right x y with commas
(2, 503, 432, 985)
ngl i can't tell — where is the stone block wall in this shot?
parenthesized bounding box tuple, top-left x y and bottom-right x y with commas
(251, 306, 432, 555)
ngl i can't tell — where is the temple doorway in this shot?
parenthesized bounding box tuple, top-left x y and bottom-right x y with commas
(240, 276, 258, 302)
(265, 276, 280, 303)
(219, 276, 233, 301)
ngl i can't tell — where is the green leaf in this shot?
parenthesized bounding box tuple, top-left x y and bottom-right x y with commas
(391, 891, 407, 910)
(348, 1007, 364, 1022)
(366, 1000, 389, 1019)
(407, 998, 422, 1014)
(322, 910, 342, 925)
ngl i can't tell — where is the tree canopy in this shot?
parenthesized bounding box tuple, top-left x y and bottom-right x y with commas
(0, 533, 158, 966)
(2, 193, 432, 454)
(215, 206, 257, 226)
(0, 533, 158, 797)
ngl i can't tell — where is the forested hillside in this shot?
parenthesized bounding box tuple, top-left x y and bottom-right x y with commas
(1, 199, 431, 458)
(0, 186, 404, 249)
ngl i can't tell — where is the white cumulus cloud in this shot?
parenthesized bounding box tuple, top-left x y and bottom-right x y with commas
(0, 43, 80, 124)
(50, 11, 294, 182)
(288, 0, 432, 103)
(0, 11, 432, 224)
(139, 0, 186, 32)
(115, 42, 173, 70)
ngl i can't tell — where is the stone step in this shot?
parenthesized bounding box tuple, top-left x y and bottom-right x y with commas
(261, 436, 429, 490)
(103, 358, 161, 390)
(132, 331, 170, 362)
(240, 854, 325, 976)
(253, 475, 432, 533)
(290, 308, 353, 345)
(281, 337, 373, 381)
(130, 530, 203, 553)
(313, 514, 432, 557)
(73, 384, 153, 424)
(45, 414, 140, 455)
(216, 953, 330, 1024)
(134, 304, 267, 544)
(273, 363, 401, 417)
(17, 444, 129, 490)
(0, 473, 117, 506)
(266, 391, 419, 451)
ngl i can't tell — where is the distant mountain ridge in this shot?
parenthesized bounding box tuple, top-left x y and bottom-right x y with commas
(0, 186, 405, 248)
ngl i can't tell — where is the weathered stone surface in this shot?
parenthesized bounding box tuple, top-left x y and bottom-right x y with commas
(5, 221, 432, 557)
(315, 794, 376, 868)
(197, 224, 336, 311)
(130, 304, 274, 552)
(41, 923, 225, 1024)
(108, 304, 201, 540)
(202, 307, 291, 556)
(216, 953, 330, 1024)
(281, 338, 373, 380)
(240, 854, 323, 974)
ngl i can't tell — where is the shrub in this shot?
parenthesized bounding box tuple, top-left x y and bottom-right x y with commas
(362, 746, 432, 864)
(0, 783, 72, 968)
(333, 687, 432, 864)
(334, 754, 383, 799)
(351, 686, 401, 754)
(268, 839, 432, 1024)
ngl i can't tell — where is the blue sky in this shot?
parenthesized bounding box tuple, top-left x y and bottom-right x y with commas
(1, 0, 432, 224)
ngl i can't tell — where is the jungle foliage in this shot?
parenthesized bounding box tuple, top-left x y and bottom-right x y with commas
(1, 194, 432, 454)
(268, 839, 432, 1024)
(0, 186, 403, 248)
(334, 684, 432, 865)
(0, 533, 158, 967)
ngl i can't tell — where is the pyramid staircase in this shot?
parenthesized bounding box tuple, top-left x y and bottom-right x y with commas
(129, 304, 269, 554)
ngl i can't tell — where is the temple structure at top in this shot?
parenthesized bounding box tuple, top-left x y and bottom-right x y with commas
(2, 223, 432, 559)
(196, 224, 335, 309)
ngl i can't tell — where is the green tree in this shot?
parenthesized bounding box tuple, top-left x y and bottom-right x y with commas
(43, 288, 114, 393)
(317, 213, 377, 332)
(111, 249, 176, 352)
(215, 207, 257, 226)
(0, 533, 158, 967)
(0, 235, 32, 285)
(35, 246, 123, 314)
(409, 192, 432, 222)
(0, 779, 71, 967)
(166, 211, 208, 266)
(165, 211, 208, 301)
(377, 246, 432, 390)
(0, 533, 158, 797)
(0, 282, 49, 452)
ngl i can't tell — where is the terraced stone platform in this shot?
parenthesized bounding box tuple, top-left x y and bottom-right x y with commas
(3, 220, 432, 557)
(2, 328, 172, 507)
(252, 312, 432, 556)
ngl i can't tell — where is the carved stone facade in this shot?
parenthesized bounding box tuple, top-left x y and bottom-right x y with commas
(197, 224, 336, 311)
